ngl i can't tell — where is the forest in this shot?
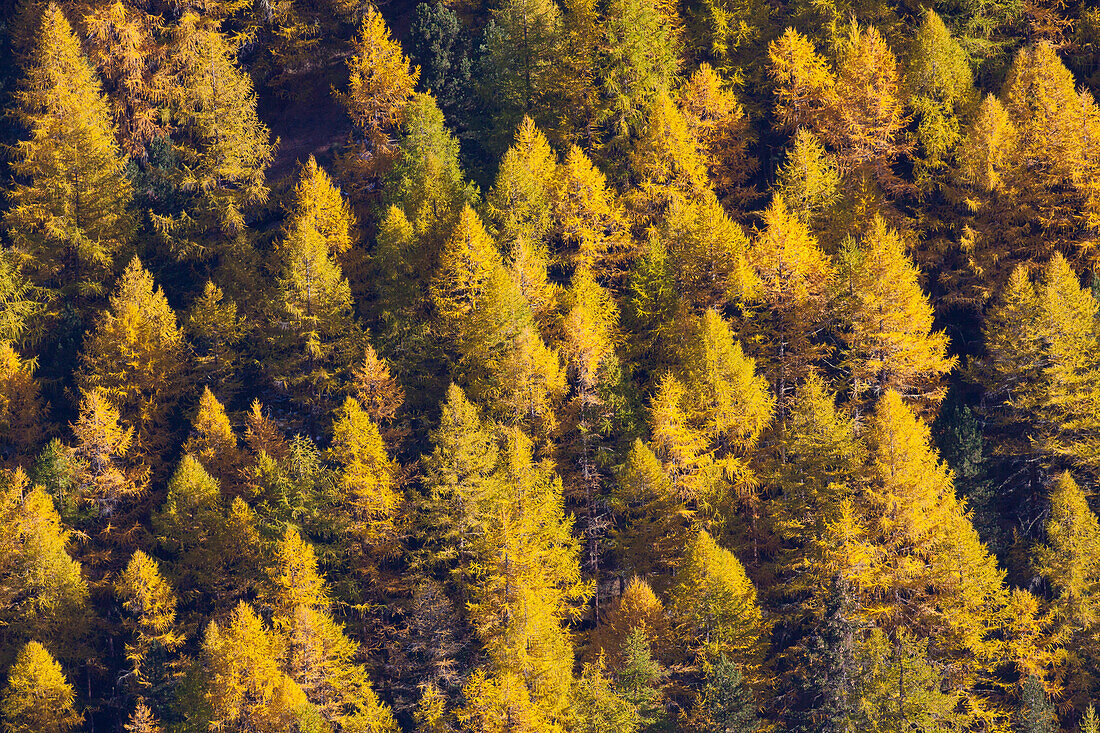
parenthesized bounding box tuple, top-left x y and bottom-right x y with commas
(2, 0, 1100, 730)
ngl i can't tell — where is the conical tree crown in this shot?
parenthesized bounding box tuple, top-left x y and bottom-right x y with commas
(5, 2, 133, 294)
(1036, 472, 1100, 625)
(289, 157, 356, 256)
(488, 117, 559, 248)
(0, 640, 81, 733)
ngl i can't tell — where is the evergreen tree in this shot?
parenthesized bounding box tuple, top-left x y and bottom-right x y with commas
(1017, 674, 1057, 733)
(4, 3, 133, 300)
(691, 655, 760, 733)
(0, 641, 81, 733)
(479, 0, 565, 150)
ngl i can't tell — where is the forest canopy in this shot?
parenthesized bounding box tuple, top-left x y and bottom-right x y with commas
(2, 0, 1100, 731)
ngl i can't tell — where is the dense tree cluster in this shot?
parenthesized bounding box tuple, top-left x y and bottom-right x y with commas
(3, 0, 1100, 731)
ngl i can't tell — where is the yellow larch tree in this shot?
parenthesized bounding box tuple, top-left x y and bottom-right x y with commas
(551, 145, 632, 277)
(0, 342, 45, 467)
(744, 195, 833, 423)
(768, 28, 834, 133)
(328, 396, 402, 556)
(488, 116, 560, 250)
(677, 63, 757, 210)
(341, 4, 420, 172)
(79, 257, 189, 459)
(5, 2, 133, 300)
(182, 387, 241, 490)
(69, 387, 145, 521)
(837, 216, 954, 415)
(0, 640, 82, 733)
(115, 550, 182, 689)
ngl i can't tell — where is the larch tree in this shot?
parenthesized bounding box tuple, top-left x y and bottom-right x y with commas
(329, 396, 402, 556)
(268, 188, 360, 421)
(828, 22, 909, 190)
(0, 473, 88, 657)
(628, 94, 710, 228)
(677, 63, 757, 210)
(0, 641, 81, 733)
(1036, 472, 1100, 627)
(115, 550, 182, 691)
(658, 190, 754, 310)
(187, 280, 245, 397)
(341, 4, 419, 175)
(79, 257, 189, 459)
(905, 9, 977, 191)
(350, 343, 406, 430)
(268, 527, 399, 732)
(287, 156, 357, 259)
(608, 438, 691, 580)
(465, 429, 590, 727)
(774, 129, 841, 227)
(68, 387, 145, 521)
(487, 117, 559, 252)
(159, 11, 274, 256)
(768, 28, 834, 133)
(182, 387, 241, 492)
(0, 342, 45, 466)
(670, 529, 767, 676)
(837, 216, 954, 415)
(202, 602, 310, 732)
(153, 456, 260, 614)
(4, 2, 133, 301)
(599, 0, 680, 159)
(859, 391, 1016, 719)
(744, 196, 833, 425)
(83, 0, 169, 158)
(551, 145, 632, 277)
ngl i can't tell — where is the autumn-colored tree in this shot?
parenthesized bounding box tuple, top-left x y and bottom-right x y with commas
(768, 28, 834, 133)
(551, 145, 632, 276)
(350, 343, 406, 429)
(83, 1, 169, 157)
(774, 129, 841, 227)
(329, 396, 401, 554)
(268, 527, 399, 732)
(659, 191, 753, 310)
(744, 196, 833, 422)
(268, 194, 361, 420)
(677, 64, 757, 209)
(187, 281, 245, 397)
(588, 576, 671, 664)
(79, 257, 188, 458)
(0, 342, 45, 466)
(628, 94, 710, 227)
(116, 550, 182, 690)
(671, 529, 767, 675)
(488, 117, 559, 250)
(905, 10, 977, 191)
(5, 3, 133, 299)
(182, 387, 241, 491)
(69, 387, 146, 521)
(158, 12, 274, 255)
(837, 217, 954, 415)
(287, 156, 356, 259)
(0, 472, 87, 657)
(0, 641, 81, 733)
(507, 236, 559, 333)
(828, 23, 909, 189)
(203, 602, 310, 732)
(340, 4, 419, 173)
(599, 0, 680, 159)
(465, 429, 590, 725)
(153, 456, 260, 613)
